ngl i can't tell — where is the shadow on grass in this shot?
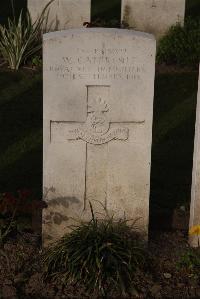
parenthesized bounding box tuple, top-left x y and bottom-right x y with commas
(0, 70, 42, 197)
(150, 71, 199, 230)
(0, 71, 42, 152)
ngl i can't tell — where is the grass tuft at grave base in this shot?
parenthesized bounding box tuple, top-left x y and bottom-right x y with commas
(43, 204, 147, 297)
(1, 230, 200, 298)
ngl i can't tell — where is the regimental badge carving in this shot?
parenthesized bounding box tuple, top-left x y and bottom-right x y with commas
(68, 97, 129, 145)
(86, 97, 110, 136)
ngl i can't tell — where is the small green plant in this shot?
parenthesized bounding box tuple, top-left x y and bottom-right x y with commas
(177, 249, 200, 273)
(0, 0, 54, 70)
(43, 203, 146, 297)
(157, 17, 200, 66)
(31, 55, 42, 68)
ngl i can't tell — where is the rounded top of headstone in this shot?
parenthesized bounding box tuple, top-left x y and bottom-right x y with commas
(43, 28, 156, 42)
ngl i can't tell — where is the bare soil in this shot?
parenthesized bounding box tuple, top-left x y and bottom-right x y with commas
(0, 229, 200, 299)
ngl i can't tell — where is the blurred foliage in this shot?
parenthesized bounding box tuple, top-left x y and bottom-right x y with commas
(177, 248, 200, 274)
(157, 18, 200, 66)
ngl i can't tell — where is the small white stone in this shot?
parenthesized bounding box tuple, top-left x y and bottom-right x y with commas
(163, 273, 172, 279)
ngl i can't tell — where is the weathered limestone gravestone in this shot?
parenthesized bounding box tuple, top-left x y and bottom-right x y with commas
(121, 0, 185, 39)
(43, 28, 156, 245)
(189, 66, 200, 247)
(28, 0, 91, 30)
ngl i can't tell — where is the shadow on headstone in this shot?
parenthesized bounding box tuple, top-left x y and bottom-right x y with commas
(0, 0, 27, 25)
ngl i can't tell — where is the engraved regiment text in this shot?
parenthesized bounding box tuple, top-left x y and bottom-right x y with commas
(48, 47, 145, 81)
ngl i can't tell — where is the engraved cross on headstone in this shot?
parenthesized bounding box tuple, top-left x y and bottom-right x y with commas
(50, 85, 144, 210)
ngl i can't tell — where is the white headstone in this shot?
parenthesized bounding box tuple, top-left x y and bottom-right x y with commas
(121, 0, 185, 39)
(43, 28, 156, 245)
(189, 66, 200, 247)
(28, 0, 91, 31)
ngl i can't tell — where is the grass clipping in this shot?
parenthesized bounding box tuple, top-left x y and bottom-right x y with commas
(43, 203, 146, 296)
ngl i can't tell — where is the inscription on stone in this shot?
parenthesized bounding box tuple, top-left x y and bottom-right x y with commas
(43, 29, 156, 245)
(48, 47, 145, 81)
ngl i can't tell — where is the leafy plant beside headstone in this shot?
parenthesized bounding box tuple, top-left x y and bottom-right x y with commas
(177, 248, 200, 275)
(31, 55, 42, 69)
(0, 0, 54, 70)
(157, 17, 200, 67)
